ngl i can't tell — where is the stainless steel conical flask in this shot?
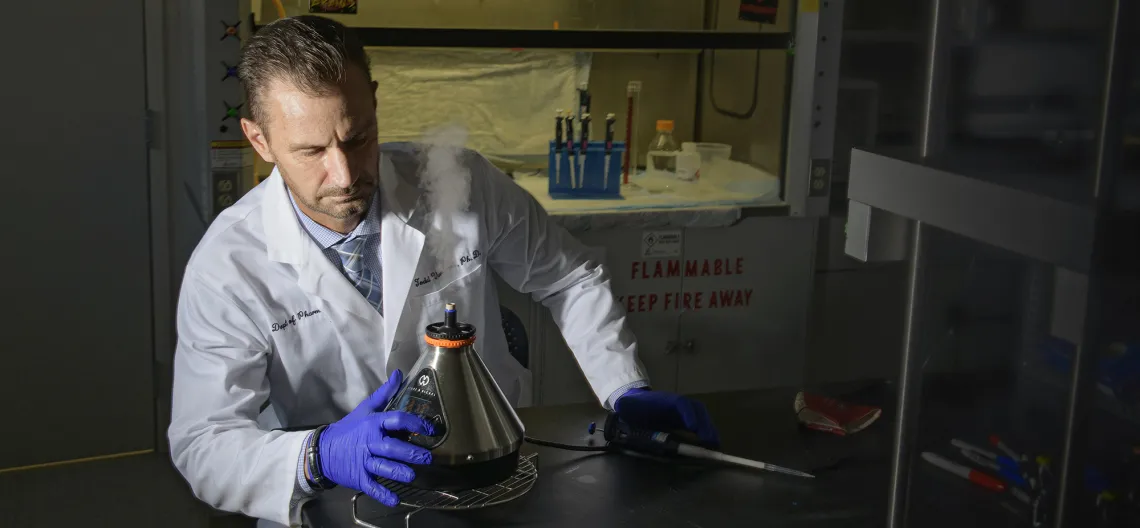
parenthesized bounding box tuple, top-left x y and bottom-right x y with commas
(383, 302, 525, 491)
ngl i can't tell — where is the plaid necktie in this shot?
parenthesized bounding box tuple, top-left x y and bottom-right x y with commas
(334, 235, 383, 314)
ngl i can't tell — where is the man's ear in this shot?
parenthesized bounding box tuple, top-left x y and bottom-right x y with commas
(371, 80, 379, 109)
(241, 118, 275, 164)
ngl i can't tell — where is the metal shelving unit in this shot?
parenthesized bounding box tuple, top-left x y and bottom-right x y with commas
(844, 1, 1136, 527)
(846, 148, 1095, 274)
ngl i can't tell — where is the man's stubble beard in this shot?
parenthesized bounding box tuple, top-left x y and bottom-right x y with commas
(291, 178, 376, 220)
(317, 192, 370, 220)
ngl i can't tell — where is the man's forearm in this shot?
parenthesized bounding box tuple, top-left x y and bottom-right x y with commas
(476, 152, 649, 407)
(169, 425, 312, 525)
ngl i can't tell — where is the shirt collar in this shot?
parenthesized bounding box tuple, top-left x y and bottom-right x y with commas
(287, 188, 382, 249)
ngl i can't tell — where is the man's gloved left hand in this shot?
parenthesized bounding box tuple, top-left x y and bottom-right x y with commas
(614, 387, 720, 448)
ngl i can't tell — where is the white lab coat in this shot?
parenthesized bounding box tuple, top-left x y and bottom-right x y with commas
(167, 143, 647, 527)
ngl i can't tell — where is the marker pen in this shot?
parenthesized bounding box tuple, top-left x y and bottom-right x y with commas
(989, 435, 1027, 463)
(960, 449, 1030, 489)
(960, 448, 1002, 472)
(922, 452, 1007, 493)
(952, 439, 997, 458)
(953, 439, 1021, 471)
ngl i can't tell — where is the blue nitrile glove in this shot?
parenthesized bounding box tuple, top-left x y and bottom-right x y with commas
(614, 387, 721, 448)
(318, 370, 436, 506)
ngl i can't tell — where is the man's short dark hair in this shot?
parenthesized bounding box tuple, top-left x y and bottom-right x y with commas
(238, 15, 372, 128)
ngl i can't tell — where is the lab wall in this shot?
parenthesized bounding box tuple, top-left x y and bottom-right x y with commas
(254, 0, 791, 175)
(1, 0, 155, 469)
(365, 47, 591, 155)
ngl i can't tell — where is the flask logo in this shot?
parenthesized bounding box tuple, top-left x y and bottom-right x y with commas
(418, 375, 430, 387)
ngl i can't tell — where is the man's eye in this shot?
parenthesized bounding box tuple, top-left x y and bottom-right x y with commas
(302, 148, 323, 157)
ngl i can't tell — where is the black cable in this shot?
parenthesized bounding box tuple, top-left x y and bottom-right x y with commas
(707, 0, 762, 120)
(709, 47, 762, 120)
(524, 436, 610, 452)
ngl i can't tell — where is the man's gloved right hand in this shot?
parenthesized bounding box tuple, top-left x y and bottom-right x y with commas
(318, 370, 435, 506)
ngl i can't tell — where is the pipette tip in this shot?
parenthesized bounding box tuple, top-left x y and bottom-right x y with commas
(774, 466, 816, 479)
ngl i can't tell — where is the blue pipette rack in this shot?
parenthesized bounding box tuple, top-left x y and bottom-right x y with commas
(548, 140, 625, 199)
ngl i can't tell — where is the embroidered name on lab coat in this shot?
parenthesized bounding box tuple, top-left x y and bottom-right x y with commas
(413, 249, 482, 288)
(271, 309, 323, 332)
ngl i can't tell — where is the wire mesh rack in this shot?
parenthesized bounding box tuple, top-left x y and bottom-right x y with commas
(352, 453, 539, 528)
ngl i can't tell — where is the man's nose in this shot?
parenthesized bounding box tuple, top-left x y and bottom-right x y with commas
(326, 147, 354, 188)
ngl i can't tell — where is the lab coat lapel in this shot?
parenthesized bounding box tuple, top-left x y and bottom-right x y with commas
(297, 246, 380, 321)
(261, 170, 381, 322)
(378, 151, 426, 354)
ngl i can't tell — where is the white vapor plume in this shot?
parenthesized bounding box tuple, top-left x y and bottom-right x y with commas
(418, 123, 472, 265)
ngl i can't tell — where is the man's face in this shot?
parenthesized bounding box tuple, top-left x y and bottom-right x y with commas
(242, 66, 380, 233)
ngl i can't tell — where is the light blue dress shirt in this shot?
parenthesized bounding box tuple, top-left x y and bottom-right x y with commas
(288, 189, 383, 285)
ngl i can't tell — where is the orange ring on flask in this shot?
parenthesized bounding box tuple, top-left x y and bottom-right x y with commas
(425, 335, 476, 348)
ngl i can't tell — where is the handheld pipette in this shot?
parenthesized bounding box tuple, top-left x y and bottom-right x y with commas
(564, 115, 576, 188)
(578, 113, 590, 188)
(554, 110, 564, 184)
(676, 442, 816, 478)
(603, 113, 616, 190)
(588, 413, 814, 479)
(577, 83, 590, 121)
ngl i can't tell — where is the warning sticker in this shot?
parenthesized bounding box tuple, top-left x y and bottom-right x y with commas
(310, 0, 358, 14)
(210, 140, 253, 170)
(740, 0, 780, 22)
(641, 230, 683, 258)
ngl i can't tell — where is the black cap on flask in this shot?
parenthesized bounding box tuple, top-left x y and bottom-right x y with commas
(425, 303, 476, 343)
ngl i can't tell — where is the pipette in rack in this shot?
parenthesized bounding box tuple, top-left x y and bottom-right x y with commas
(578, 83, 590, 121)
(603, 113, 616, 190)
(564, 115, 576, 188)
(554, 110, 564, 184)
(578, 113, 590, 188)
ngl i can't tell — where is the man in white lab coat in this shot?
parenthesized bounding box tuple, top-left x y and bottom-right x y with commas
(168, 15, 719, 527)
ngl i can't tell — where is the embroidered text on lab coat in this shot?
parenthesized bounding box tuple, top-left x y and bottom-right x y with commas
(412, 249, 482, 288)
